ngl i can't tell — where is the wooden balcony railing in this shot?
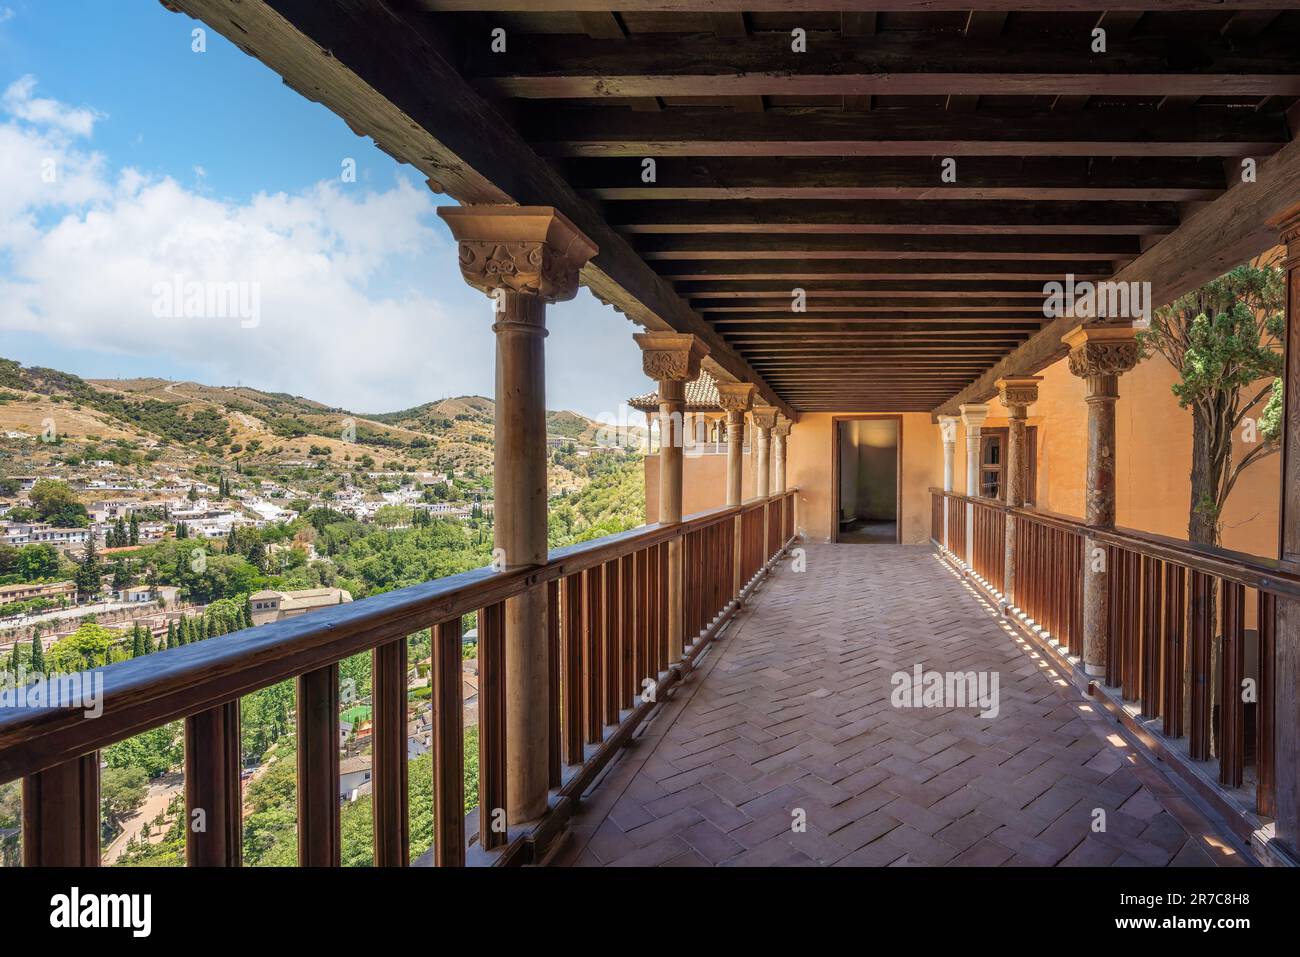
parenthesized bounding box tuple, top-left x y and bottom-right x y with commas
(0, 490, 797, 867)
(930, 488, 1300, 833)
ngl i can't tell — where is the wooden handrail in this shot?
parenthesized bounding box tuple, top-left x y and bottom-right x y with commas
(930, 489, 1300, 599)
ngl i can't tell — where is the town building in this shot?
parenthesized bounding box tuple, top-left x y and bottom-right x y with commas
(248, 587, 353, 626)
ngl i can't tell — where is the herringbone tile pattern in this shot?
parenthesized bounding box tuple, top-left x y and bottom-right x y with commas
(553, 545, 1240, 867)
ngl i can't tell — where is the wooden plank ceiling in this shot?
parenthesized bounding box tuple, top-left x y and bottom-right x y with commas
(413, 3, 1300, 412)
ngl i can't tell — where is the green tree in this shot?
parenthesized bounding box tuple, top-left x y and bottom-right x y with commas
(74, 538, 101, 597)
(28, 479, 89, 527)
(29, 633, 44, 673)
(1140, 258, 1286, 545)
(48, 621, 115, 672)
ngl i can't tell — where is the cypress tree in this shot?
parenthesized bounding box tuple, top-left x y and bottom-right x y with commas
(9, 641, 20, 672)
(30, 635, 44, 673)
(167, 619, 177, 649)
(142, 625, 155, 656)
(131, 625, 144, 658)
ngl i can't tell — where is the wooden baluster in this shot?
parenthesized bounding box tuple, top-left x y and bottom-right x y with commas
(547, 580, 562, 790)
(658, 543, 670, 673)
(23, 753, 99, 866)
(584, 564, 605, 743)
(1105, 546, 1121, 688)
(621, 553, 636, 706)
(478, 602, 507, 850)
(604, 559, 620, 726)
(1220, 580, 1245, 787)
(372, 638, 409, 866)
(185, 701, 242, 866)
(1141, 557, 1162, 718)
(1122, 551, 1141, 701)
(1189, 570, 1213, 761)
(1163, 565, 1186, 739)
(1258, 591, 1276, 816)
(562, 575, 584, 767)
(635, 549, 649, 691)
(297, 663, 340, 866)
(432, 618, 465, 866)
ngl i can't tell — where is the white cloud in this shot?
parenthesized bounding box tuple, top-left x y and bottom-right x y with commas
(3, 75, 103, 137)
(0, 9, 15, 25)
(0, 75, 645, 418)
(0, 83, 503, 413)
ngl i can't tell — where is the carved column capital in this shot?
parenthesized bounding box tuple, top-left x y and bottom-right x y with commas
(1062, 323, 1141, 382)
(773, 415, 792, 439)
(716, 381, 756, 414)
(437, 205, 598, 303)
(958, 403, 989, 433)
(750, 405, 779, 432)
(937, 415, 959, 445)
(996, 375, 1044, 417)
(633, 332, 710, 388)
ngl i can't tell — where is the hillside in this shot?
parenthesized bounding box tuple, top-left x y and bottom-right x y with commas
(0, 357, 639, 492)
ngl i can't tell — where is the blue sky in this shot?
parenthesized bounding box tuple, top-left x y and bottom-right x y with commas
(0, 0, 647, 421)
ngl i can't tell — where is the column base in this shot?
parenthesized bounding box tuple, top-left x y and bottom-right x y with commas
(1082, 662, 1106, 678)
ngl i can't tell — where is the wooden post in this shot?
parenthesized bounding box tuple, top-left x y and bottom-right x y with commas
(438, 205, 597, 823)
(371, 638, 408, 866)
(23, 754, 99, 866)
(996, 376, 1042, 606)
(1063, 322, 1140, 678)
(634, 332, 710, 666)
(1268, 202, 1300, 851)
(185, 701, 242, 866)
(716, 381, 754, 600)
(959, 403, 989, 567)
(297, 663, 340, 867)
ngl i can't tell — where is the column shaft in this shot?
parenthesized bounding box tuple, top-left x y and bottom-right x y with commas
(725, 410, 744, 508)
(493, 292, 550, 821)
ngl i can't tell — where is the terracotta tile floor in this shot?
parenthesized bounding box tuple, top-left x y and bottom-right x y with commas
(552, 544, 1250, 867)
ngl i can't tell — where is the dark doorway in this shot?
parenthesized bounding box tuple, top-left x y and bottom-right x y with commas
(833, 416, 901, 544)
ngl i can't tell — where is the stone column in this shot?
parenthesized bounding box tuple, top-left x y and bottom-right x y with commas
(938, 415, 959, 493)
(752, 405, 778, 499)
(938, 415, 959, 547)
(996, 376, 1043, 606)
(717, 382, 755, 599)
(1063, 323, 1140, 679)
(959, 403, 989, 567)
(1267, 203, 1300, 850)
(772, 415, 792, 494)
(635, 332, 709, 665)
(438, 205, 597, 823)
(716, 382, 755, 508)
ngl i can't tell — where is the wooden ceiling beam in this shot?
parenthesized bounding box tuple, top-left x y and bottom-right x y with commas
(472, 33, 1300, 99)
(532, 107, 1286, 158)
(934, 120, 1300, 417)
(414, 2, 1300, 12)
(676, 280, 1057, 297)
(635, 234, 1139, 260)
(572, 155, 1227, 202)
(701, 295, 1047, 310)
(657, 260, 1110, 280)
(606, 200, 1180, 235)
